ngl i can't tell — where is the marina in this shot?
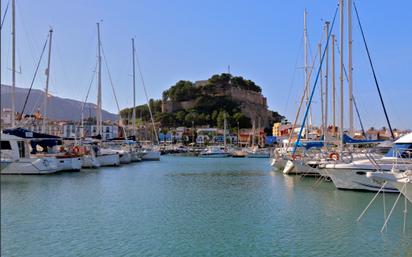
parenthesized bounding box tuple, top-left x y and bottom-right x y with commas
(1, 0, 412, 256)
(1, 157, 411, 256)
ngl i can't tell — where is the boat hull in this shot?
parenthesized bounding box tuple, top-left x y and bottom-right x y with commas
(1, 158, 59, 175)
(81, 155, 101, 168)
(141, 151, 161, 161)
(326, 168, 398, 192)
(56, 157, 82, 171)
(97, 154, 120, 166)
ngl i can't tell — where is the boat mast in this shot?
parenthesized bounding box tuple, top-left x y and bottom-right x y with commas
(348, 0, 354, 136)
(132, 38, 136, 138)
(304, 9, 312, 138)
(319, 43, 325, 144)
(42, 28, 53, 133)
(332, 34, 336, 137)
(252, 119, 255, 147)
(11, 0, 16, 127)
(96, 22, 103, 138)
(324, 21, 330, 144)
(223, 113, 227, 149)
(339, 0, 344, 149)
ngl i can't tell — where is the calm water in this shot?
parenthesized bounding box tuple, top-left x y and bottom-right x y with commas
(1, 157, 411, 257)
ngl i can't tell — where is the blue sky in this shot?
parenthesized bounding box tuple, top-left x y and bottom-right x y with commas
(1, 0, 411, 129)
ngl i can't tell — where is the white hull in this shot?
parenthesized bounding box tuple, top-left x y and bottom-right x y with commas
(97, 154, 120, 166)
(81, 155, 100, 168)
(130, 152, 141, 162)
(56, 157, 82, 171)
(326, 168, 398, 192)
(199, 153, 230, 158)
(391, 181, 412, 203)
(282, 160, 320, 175)
(271, 158, 287, 170)
(1, 160, 12, 171)
(119, 152, 132, 164)
(141, 151, 161, 161)
(1, 157, 59, 175)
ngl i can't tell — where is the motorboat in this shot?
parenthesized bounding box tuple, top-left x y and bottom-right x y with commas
(1, 133, 59, 175)
(324, 133, 412, 192)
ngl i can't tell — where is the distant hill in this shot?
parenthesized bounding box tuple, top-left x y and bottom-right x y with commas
(1, 84, 118, 121)
(120, 73, 284, 129)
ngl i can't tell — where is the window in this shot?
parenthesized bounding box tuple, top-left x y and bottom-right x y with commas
(0, 141, 12, 150)
(17, 141, 26, 158)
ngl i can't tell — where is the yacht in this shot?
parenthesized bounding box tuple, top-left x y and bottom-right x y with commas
(1, 133, 59, 175)
(324, 133, 412, 192)
(3, 128, 82, 172)
(199, 146, 230, 158)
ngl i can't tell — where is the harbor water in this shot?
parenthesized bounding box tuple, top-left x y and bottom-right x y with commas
(1, 157, 411, 256)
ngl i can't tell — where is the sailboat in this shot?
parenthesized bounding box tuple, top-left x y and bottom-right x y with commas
(87, 22, 120, 167)
(1, 133, 59, 175)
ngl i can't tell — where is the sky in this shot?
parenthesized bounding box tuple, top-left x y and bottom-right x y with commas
(1, 0, 411, 129)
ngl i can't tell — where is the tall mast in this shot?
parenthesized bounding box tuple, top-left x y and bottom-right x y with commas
(132, 38, 136, 138)
(348, 0, 354, 135)
(96, 22, 102, 137)
(339, 0, 345, 148)
(332, 34, 336, 137)
(319, 43, 325, 145)
(304, 9, 312, 137)
(11, 0, 16, 127)
(324, 21, 330, 142)
(223, 113, 227, 148)
(42, 28, 53, 133)
(252, 119, 255, 147)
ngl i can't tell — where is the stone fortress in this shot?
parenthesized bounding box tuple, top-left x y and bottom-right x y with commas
(162, 80, 276, 128)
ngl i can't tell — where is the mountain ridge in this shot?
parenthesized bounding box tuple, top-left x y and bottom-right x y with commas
(1, 84, 118, 121)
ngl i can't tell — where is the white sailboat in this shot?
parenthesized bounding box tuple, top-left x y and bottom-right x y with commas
(92, 22, 121, 167)
(1, 133, 59, 175)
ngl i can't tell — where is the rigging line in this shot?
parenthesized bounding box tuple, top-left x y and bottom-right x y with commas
(283, 33, 304, 115)
(292, 7, 338, 155)
(135, 47, 159, 145)
(19, 35, 48, 120)
(0, 0, 9, 30)
(80, 60, 98, 119)
(352, 95, 365, 137)
(100, 43, 128, 140)
(15, 0, 38, 66)
(286, 42, 320, 149)
(353, 1, 394, 139)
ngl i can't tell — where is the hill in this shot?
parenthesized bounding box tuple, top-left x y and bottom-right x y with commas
(120, 73, 283, 129)
(1, 84, 118, 121)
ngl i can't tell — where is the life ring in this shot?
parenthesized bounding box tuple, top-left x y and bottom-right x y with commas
(329, 152, 340, 160)
(72, 146, 80, 155)
(59, 146, 65, 152)
(292, 154, 302, 160)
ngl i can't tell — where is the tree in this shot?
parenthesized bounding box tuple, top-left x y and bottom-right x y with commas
(233, 112, 251, 128)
